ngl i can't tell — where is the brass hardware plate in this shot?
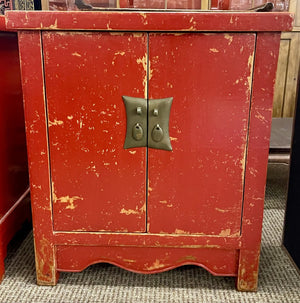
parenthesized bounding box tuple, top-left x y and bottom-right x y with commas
(123, 96, 173, 151)
(122, 96, 147, 149)
(148, 98, 173, 151)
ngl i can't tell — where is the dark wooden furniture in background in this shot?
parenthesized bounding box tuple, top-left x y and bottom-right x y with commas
(269, 117, 293, 163)
(0, 15, 31, 283)
(283, 72, 300, 270)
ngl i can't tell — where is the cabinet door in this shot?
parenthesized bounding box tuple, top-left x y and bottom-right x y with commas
(147, 33, 255, 236)
(43, 32, 147, 232)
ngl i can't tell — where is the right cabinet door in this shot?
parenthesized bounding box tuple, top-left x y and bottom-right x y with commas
(147, 33, 256, 236)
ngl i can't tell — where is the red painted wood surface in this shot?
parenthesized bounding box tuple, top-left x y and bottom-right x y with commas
(11, 11, 292, 291)
(42, 31, 147, 232)
(0, 16, 31, 283)
(0, 15, 5, 31)
(53, 231, 242, 248)
(56, 245, 239, 275)
(5, 11, 294, 32)
(237, 32, 281, 291)
(18, 31, 59, 285)
(148, 32, 255, 235)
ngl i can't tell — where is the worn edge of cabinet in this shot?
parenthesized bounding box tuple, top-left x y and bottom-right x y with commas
(0, 15, 15, 32)
(17, 31, 59, 285)
(5, 11, 294, 32)
(236, 32, 282, 291)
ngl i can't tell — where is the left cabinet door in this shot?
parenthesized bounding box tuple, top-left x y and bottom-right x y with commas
(42, 31, 147, 232)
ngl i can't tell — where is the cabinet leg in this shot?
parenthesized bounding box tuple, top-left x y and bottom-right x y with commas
(35, 258, 59, 286)
(34, 239, 59, 285)
(36, 269, 59, 286)
(236, 248, 260, 291)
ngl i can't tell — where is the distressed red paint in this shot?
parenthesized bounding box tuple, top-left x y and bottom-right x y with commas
(8, 11, 293, 291)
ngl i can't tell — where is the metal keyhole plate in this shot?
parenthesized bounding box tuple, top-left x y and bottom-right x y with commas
(148, 97, 173, 151)
(123, 96, 147, 149)
(123, 96, 173, 151)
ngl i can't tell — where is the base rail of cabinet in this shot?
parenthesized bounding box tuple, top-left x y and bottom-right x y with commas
(53, 232, 243, 249)
(0, 187, 31, 283)
(34, 231, 261, 291)
(55, 244, 240, 275)
(34, 242, 260, 291)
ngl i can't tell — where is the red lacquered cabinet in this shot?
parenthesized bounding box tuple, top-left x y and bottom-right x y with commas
(0, 15, 30, 283)
(6, 10, 293, 290)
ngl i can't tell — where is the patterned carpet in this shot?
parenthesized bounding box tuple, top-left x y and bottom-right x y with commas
(0, 164, 299, 302)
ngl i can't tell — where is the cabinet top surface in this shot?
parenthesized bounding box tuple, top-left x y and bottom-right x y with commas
(5, 11, 294, 32)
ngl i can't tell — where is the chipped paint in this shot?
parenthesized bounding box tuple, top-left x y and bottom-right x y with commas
(219, 229, 231, 236)
(123, 259, 136, 263)
(133, 33, 144, 38)
(72, 52, 81, 57)
(120, 203, 145, 216)
(48, 119, 63, 126)
(177, 255, 197, 262)
(249, 167, 258, 176)
(246, 51, 255, 95)
(224, 34, 233, 45)
(148, 60, 153, 81)
(215, 208, 229, 213)
(175, 229, 190, 234)
(36, 236, 56, 284)
(255, 111, 267, 122)
(114, 51, 125, 56)
(120, 208, 138, 215)
(106, 21, 112, 30)
(109, 32, 125, 36)
(48, 19, 58, 29)
(209, 48, 219, 53)
(129, 150, 136, 154)
(53, 195, 83, 210)
(170, 137, 178, 142)
(171, 33, 185, 36)
(140, 13, 148, 25)
(52, 184, 83, 210)
(136, 54, 148, 98)
(145, 259, 166, 271)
